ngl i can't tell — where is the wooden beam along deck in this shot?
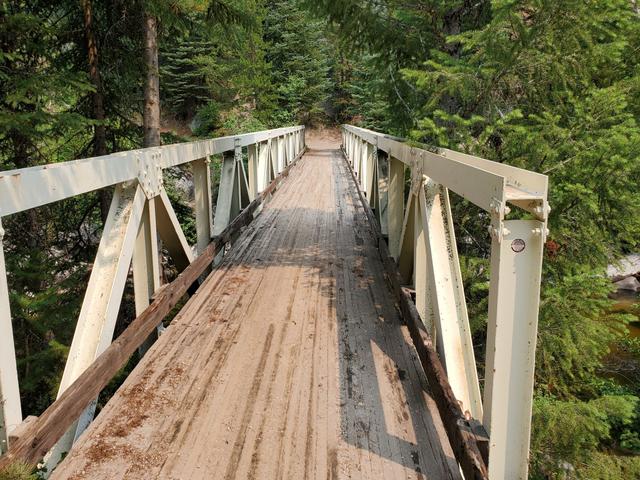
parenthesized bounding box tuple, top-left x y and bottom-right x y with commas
(50, 133, 461, 479)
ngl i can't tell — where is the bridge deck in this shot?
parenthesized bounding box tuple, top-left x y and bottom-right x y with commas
(52, 133, 460, 480)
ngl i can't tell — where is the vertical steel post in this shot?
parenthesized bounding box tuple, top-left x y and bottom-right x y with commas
(270, 136, 279, 177)
(413, 187, 437, 341)
(0, 218, 21, 454)
(193, 157, 213, 253)
(134, 198, 162, 356)
(213, 147, 239, 236)
(133, 199, 161, 314)
(398, 193, 416, 283)
(387, 158, 404, 259)
(247, 145, 258, 200)
(257, 141, 270, 193)
(376, 150, 388, 235)
(484, 220, 545, 479)
(277, 136, 285, 173)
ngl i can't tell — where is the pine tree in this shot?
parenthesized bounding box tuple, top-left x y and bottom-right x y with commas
(264, 0, 332, 125)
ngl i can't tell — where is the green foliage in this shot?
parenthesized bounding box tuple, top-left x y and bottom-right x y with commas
(532, 396, 611, 470)
(572, 452, 640, 480)
(532, 395, 640, 476)
(0, 462, 36, 480)
(193, 101, 222, 136)
(264, 0, 332, 125)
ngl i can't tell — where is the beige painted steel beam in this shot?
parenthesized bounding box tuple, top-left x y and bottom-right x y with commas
(342, 125, 549, 215)
(0, 126, 304, 218)
(413, 187, 436, 343)
(387, 157, 404, 259)
(0, 219, 21, 454)
(134, 198, 163, 356)
(419, 179, 482, 419)
(484, 220, 544, 479)
(376, 150, 389, 236)
(397, 192, 416, 284)
(213, 149, 238, 238)
(193, 158, 213, 254)
(247, 145, 258, 201)
(257, 141, 270, 193)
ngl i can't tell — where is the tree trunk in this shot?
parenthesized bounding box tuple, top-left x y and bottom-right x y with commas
(80, 0, 110, 222)
(143, 13, 161, 147)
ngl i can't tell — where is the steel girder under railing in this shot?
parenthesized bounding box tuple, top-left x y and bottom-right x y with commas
(342, 124, 549, 480)
(0, 125, 305, 465)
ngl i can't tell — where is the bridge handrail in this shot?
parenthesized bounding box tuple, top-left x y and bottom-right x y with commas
(0, 126, 306, 463)
(0, 126, 304, 217)
(341, 124, 548, 480)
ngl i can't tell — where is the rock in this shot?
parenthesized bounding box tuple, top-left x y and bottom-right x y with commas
(614, 276, 640, 292)
(608, 253, 640, 281)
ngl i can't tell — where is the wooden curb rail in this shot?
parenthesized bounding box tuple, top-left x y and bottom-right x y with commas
(0, 147, 306, 471)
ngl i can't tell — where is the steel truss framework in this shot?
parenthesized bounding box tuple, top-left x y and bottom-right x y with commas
(0, 126, 305, 463)
(342, 125, 548, 480)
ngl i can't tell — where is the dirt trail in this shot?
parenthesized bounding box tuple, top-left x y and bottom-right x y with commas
(52, 130, 460, 480)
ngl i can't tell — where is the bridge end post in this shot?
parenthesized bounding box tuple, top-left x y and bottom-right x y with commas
(484, 219, 545, 479)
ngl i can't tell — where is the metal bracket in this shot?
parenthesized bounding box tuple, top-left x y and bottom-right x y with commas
(488, 197, 510, 243)
(137, 151, 163, 199)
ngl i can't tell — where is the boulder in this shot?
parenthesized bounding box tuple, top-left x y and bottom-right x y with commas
(608, 253, 640, 281)
(614, 276, 640, 292)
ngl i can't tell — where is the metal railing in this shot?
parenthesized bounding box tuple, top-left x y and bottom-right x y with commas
(342, 124, 548, 480)
(0, 126, 305, 463)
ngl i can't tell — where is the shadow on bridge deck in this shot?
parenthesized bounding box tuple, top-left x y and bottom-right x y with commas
(50, 132, 461, 480)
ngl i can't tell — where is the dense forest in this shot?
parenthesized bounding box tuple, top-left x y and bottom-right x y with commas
(1, 0, 640, 479)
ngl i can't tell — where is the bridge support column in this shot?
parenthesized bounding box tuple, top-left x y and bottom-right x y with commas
(359, 142, 371, 196)
(376, 149, 388, 236)
(484, 220, 544, 480)
(269, 137, 280, 177)
(134, 197, 163, 357)
(397, 188, 416, 284)
(0, 218, 22, 455)
(257, 141, 271, 193)
(387, 157, 404, 260)
(248, 144, 259, 200)
(194, 157, 214, 251)
(287, 133, 294, 165)
(213, 142, 244, 236)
